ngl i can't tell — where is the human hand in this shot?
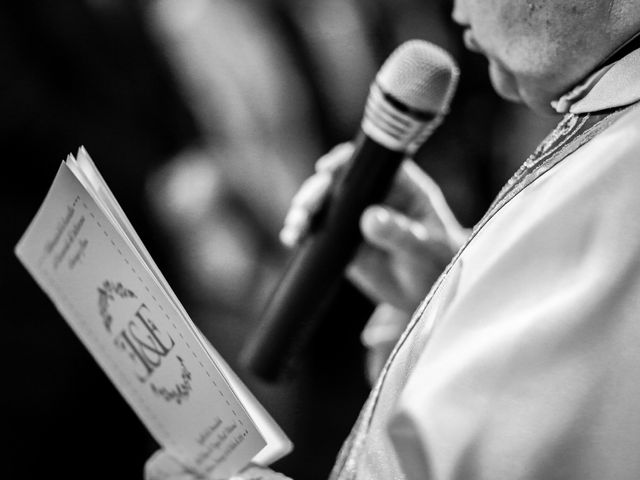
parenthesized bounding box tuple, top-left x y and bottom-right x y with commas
(145, 450, 292, 480)
(280, 143, 468, 314)
(361, 303, 412, 383)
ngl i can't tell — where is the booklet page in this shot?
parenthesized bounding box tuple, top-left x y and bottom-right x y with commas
(15, 158, 268, 478)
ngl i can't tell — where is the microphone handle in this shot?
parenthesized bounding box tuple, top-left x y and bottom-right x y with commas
(241, 132, 405, 381)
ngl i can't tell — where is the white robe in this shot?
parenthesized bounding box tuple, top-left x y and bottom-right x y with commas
(336, 49, 640, 480)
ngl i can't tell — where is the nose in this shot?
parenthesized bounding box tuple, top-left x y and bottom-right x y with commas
(451, 0, 469, 27)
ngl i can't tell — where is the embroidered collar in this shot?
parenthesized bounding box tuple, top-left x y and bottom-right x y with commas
(552, 45, 640, 114)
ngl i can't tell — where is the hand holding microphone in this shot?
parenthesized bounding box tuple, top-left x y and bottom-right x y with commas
(280, 144, 469, 313)
(282, 146, 470, 383)
(241, 40, 463, 381)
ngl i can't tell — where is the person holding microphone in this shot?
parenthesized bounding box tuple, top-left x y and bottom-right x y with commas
(147, 0, 640, 478)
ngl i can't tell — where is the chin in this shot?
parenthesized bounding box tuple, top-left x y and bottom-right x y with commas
(488, 61, 522, 101)
(488, 62, 560, 116)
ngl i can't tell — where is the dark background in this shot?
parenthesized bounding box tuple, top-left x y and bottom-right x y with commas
(1, 1, 556, 478)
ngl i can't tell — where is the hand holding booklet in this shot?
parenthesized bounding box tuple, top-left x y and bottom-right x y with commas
(15, 147, 292, 478)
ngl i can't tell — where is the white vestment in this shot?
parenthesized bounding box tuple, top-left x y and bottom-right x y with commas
(332, 49, 640, 480)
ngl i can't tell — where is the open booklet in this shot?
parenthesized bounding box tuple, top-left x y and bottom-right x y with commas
(15, 147, 292, 478)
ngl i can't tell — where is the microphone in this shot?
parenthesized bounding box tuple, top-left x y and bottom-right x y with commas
(242, 40, 459, 381)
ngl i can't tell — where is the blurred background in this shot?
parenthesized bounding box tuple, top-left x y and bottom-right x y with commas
(1, 0, 557, 478)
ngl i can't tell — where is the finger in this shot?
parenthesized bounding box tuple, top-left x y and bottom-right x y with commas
(280, 142, 354, 248)
(362, 304, 410, 383)
(346, 247, 406, 308)
(347, 244, 433, 312)
(384, 161, 456, 227)
(387, 161, 469, 249)
(232, 465, 293, 479)
(360, 205, 430, 257)
(145, 450, 195, 480)
(315, 142, 354, 173)
(290, 172, 333, 213)
(280, 207, 308, 248)
(280, 172, 332, 247)
(361, 303, 410, 348)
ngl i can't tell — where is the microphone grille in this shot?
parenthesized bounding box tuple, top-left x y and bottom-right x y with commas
(376, 40, 458, 115)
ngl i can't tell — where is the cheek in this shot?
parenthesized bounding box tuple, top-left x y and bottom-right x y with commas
(477, 1, 561, 76)
(471, 0, 535, 55)
(466, 0, 609, 111)
(494, 1, 596, 58)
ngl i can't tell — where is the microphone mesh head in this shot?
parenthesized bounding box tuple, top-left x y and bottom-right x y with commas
(376, 40, 458, 115)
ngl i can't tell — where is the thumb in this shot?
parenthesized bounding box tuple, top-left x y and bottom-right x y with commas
(232, 465, 293, 479)
(360, 205, 429, 257)
(145, 450, 200, 480)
